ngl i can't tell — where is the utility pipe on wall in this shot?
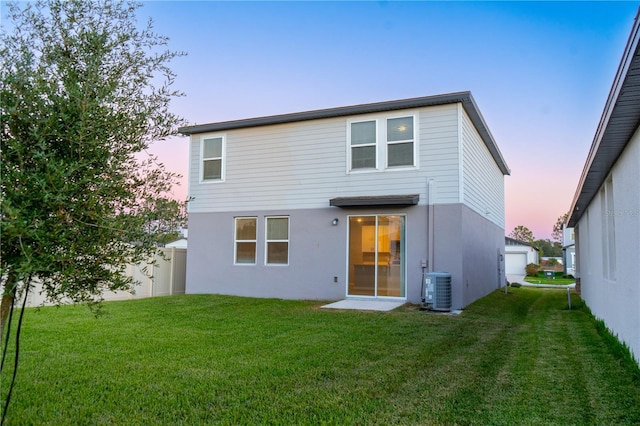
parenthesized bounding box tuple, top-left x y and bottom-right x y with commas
(426, 178, 435, 273)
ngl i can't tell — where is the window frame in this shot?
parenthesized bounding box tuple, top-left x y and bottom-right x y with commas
(346, 213, 407, 299)
(265, 216, 290, 266)
(347, 119, 378, 172)
(200, 134, 226, 183)
(234, 217, 257, 265)
(385, 115, 417, 169)
(346, 113, 418, 174)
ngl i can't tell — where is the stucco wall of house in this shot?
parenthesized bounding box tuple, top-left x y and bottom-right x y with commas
(186, 207, 347, 301)
(576, 127, 640, 364)
(461, 205, 505, 305)
(186, 203, 504, 309)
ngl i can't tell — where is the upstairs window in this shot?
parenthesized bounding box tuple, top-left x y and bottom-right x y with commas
(202, 136, 224, 181)
(387, 116, 414, 167)
(350, 120, 377, 170)
(347, 114, 417, 173)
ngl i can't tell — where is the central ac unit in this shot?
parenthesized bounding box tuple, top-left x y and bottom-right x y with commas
(424, 272, 452, 311)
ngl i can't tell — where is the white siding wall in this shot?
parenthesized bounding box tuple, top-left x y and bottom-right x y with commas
(419, 104, 461, 205)
(460, 105, 505, 228)
(577, 127, 640, 364)
(188, 104, 461, 213)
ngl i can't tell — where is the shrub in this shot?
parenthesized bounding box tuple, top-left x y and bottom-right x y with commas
(525, 263, 539, 277)
(510, 282, 522, 288)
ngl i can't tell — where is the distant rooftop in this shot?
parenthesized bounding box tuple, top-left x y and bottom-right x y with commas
(505, 236, 539, 250)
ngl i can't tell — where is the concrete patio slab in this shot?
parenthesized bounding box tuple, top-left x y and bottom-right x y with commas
(321, 299, 405, 312)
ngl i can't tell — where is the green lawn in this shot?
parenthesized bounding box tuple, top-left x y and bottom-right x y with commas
(524, 276, 576, 285)
(3, 288, 640, 425)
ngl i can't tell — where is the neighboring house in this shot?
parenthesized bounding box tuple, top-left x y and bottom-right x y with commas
(505, 237, 539, 276)
(164, 228, 188, 249)
(179, 92, 510, 309)
(562, 225, 575, 276)
(567, 9, 640, 365)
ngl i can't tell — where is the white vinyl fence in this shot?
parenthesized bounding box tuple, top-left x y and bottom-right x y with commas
(24, 247, 186, 307)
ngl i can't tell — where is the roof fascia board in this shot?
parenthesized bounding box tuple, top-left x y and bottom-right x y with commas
(459, 95, 511, 175)
(505, 236, 539, 250)
(179, 92, 471, 135)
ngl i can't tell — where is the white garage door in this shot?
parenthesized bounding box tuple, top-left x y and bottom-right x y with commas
(506, 253, 527, 275)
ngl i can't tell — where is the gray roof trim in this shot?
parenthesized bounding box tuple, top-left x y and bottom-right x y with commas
(179, 91, 510, 175)
(505, 236, 539, 251)
(329, 194, 419, 208)
(568, 8, 640, 227)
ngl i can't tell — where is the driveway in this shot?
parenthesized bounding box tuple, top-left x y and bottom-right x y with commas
(507, 274, 526, 285)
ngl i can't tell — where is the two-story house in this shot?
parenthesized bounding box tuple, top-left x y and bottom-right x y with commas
(179, 92, 510, 309)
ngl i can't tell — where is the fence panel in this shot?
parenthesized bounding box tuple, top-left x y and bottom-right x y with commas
(24, 247, 187, 307)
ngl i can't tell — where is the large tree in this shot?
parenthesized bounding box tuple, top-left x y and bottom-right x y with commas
(1, 0, 185, 413)
(509, 225, 535, 244)
(534, 239, 563, 258)
(552, 212, 569, 243)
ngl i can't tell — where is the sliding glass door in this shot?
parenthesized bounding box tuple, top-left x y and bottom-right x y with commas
(348, 215, 405, 298)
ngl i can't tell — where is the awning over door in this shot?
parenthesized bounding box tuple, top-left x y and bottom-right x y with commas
(329, 194, 419, 208)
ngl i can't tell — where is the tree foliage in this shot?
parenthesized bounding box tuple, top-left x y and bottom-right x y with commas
(509, 225, 534, 244)
(534, 239, 562, 258)
(552, 212, 569, 243)
(0, 0, 186, 324)
(525, 263, 539, 277)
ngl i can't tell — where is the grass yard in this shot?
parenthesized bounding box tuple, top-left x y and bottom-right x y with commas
(523, 271, 575, 286)
(2, 288, 640, 425)
(523, 276, 576, 285)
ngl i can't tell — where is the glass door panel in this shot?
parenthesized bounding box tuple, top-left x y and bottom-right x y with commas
(377, 216, 405, 297)
(348, 215, 405, 298)
(348, 216, 376, 296)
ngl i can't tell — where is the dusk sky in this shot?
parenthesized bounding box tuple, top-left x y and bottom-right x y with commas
(5, 1, 640, 240)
